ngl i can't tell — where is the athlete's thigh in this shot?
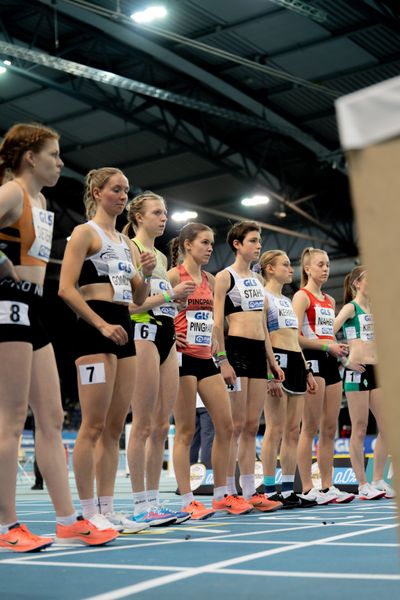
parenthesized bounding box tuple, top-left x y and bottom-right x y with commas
(29, 343, 63, 423)
(174, 376, 197, 430)
(156, 347, 179, 425)
(229, 377, 248, 425)
(132, 341, 160, 417)
(245, 378, 267, 423)
(106, 356, 136, 427)
(0, 341, 32, 424)
(302, 377, 325, 427)
(322, 381, 342, 428)
(347, 390, 370, 428)
(264, 391, 288, 429)
(198, 374, 232, 429)
(75, 353, 118, 423)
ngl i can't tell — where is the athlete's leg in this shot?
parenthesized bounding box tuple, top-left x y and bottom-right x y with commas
(319, 381, 342, 489)
(73, 353, 117, 501)
(0, 342, 32, 524)
(96, 356, 136, 497)
(297, 377, 325, 491)
(146, 347, 179, 492)
(227, 379, 248, 486)
(347, 390, 370, 484)
(261, 391, 287, 483)
(198, 375, 233, 488)
(172, 375, 197, 495)
(280, 394, 304, 476)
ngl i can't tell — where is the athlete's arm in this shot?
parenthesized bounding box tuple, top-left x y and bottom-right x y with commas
(334, 302, 355, 334)
(213, 269, 236, 385)
(0, 181, 23, 228)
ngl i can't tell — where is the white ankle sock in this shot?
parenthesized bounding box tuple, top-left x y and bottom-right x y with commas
(146, 489, 159, 507)
(57, 512, 78, 526)
(227, 476, 237, 495)
(213, 486, 227, 501)
(240, 474, 256, 500)
(133, 491, 149, 516)
(181, 492, 195, 509)
(81, 498, 97, 519)
(98, 496, 114, 515)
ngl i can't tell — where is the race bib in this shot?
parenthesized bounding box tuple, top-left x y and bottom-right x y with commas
(177, 351, 182, 366)
(315, 306, 334, 337)
(28, 207, 54, 262)
(150, 278, 176, 318)
(274, 353, 288, 368)
(359, 313, 374, 342)
(0, 300, 30, 326)
(227, 377, 242, 392)
(237, 277, 264, 311)
(108, 260, 134, 303)
(79, 363, 106, 385)
(345, 370, 361, 384)
(344, 325, 357, 340)
(273, 296, 298, 329)
(307, 359, 319, 374)
(186, 310, 213, 346)
(134, 322, 157, 342)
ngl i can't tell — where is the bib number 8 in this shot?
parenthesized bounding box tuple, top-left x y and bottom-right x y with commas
(0, 300, 30, 326)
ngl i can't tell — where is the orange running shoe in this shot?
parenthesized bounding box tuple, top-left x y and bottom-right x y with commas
(0, 523, 53, 553)
(182, 500, 215, 520)
(212, 494, 253, 515)
(56, 516, 119, 546)
(246, 492, 282, 512)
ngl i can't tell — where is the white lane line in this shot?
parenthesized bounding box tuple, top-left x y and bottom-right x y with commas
(219, 568, 400, 581)
(0, 560, 189, 573)
(80, 524, 397, 600)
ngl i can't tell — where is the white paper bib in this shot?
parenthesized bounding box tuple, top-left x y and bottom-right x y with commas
(108, 260, 134, 303)
(315, 306, 335, 337)
(27, 206, 54, 262)
(150, 278, 176, 318)
(186, 310, 213, 346)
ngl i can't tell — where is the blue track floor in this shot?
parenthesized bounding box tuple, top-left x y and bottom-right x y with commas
(1, 474, 399, 599)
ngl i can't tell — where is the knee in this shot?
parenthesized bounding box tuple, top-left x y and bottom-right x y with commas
(265, 424, 284, 444)
(320, 423, 336, 440)
(35, 409, 65, 437)
(232, 420, 244, 438)
(284, 425, 300, 446)
(175, 427, 195, 448)
(242, 420, 259, 438)
(150, 423, 169, 443)
(80, 421, 106, 443)
(351, 422, 367, 440)
(215, 419, 233, 441)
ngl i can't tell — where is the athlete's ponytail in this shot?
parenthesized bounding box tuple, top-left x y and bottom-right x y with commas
(343, 266, 366, 304)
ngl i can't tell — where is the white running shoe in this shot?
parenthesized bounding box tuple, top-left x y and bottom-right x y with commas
(300, 488, 336, 505)
(104, 512, 150, 534)
(88, 513, 123, 532)
(372, 480, 396, 499)
(327, 486, 355, 504)
(358, 483, 386, 501)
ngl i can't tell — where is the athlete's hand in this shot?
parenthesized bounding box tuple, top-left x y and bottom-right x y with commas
(327, 343, 348, 358)
(220, 360, 237, 386)
(140, 251, 156, 277)
(99, 323, 128, 345)
(270, 362, 285, 382)
(0, 253, 20, 282)
(267, 379, 283, 398)
(306, 372, 317, 394)
(172, 280, 197, 301)
(344, 360, 366, 373)
(175, 331, 188, 349)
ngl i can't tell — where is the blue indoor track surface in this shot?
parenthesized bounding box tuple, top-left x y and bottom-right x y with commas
(1, 473, 399, 599)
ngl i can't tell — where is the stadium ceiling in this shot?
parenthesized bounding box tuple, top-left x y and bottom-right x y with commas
(0, 0, 399, 262)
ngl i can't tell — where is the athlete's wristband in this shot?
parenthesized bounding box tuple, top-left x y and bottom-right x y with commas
(322, 343, 330, 352)
(0, 250, 8, 265)
(216, 350, 227, 357)
(267, 373, 274, 380)
(163, 291, 172, 303)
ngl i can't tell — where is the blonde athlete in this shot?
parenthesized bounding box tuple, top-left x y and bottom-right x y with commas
(213, 222, 283, 512)
(59, 167, 155, 534)
(335, 267, 394, 500)
(292, 247, 354, 504)
(260, 251, 317, 508)
(0, 124, 117, 552)
(122, 192, 195, 525)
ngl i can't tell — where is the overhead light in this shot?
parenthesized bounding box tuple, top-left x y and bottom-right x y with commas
(0, 66, 6, 75)
(3, 60, 11, 66)
(171, 210, 198, 222)
(241, 194, 270, 207)
(131, 5, 167, 23)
